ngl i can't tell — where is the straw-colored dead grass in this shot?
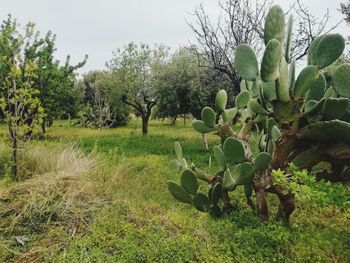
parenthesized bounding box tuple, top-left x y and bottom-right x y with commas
(0, 142, 111, 261)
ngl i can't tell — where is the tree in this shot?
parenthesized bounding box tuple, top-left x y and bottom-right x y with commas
(34, 33, 87, 133)
(80, 70, 130, 128)
(0, 24, 43, 180)
(189, 0, 339, 94)
(154, 48, 233, 125)
(0, 15, 86, 133)
(107, 43, 169, 135)
(153, 48, 193, 125)
(340, 1, 350, 23)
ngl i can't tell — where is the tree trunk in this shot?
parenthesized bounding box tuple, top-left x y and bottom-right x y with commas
(142, 115, 149, 135)
(41, 119, 46, 134)
(183, 114, 186, 127)
(202, 133, 208, 150)
(253, 170, 270, 221)
(267, 185, 295, 223)
(12, 139, 18, 180)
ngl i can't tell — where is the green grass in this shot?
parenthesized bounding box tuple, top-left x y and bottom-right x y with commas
(0, 119, 350, 262)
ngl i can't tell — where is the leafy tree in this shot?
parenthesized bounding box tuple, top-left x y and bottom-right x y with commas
(34, 34, 87, 133)
(0, 23, 43, 180)
(80, 70, 129, 128)
(0, 15, 86, 133)
(154, 48, 233, 123)
(107, 43, 169, 135)
(340, 1, 350, 23)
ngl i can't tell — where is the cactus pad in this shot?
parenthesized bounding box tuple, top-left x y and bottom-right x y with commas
(192, 120, 214, 133)
(235, 90, 251, 108)
(209, 205, 222, 217)
(167, 181, 192, 204)
(254, 152, 272, 171)
(213, 146, 226, 171)
(248, 99, 269, 115)
(223, 108, 238, 123)
(223, 137, 245, 163)
(215, 89, 228, 112)
(235, 44, 259, 81)
(192, 192, 211, 212)
(223, 168, 235, 190)
(174, 142, 182, 160)
(264, 5, 285, 45)
(262, 81, 277, 101)
(201, 107, 216, 128)
(169, 159, 181, 171)
(276, 57, 291, 103)
(180, 169, 199, 195)
(233, 162, 254, 186)
(332, 63, 350, 98)
(308, 35, 324, 65)
(244, 184, 253, 198)
(322, 98, 350, 120)
(271, 126, 282, 142)
(261, 39, 282, 82)
(313, 34, 345, 69)
(303, 98, 325, 117)
(211, 183, 222, 205)
(294, 65, 319, 97)
(298, 120, 350, 143)
(305, 73, 326, 101)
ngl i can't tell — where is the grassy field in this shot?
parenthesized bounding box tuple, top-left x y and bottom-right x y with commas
(0, 119, 350, 262)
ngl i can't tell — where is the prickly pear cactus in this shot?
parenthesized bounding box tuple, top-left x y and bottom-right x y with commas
(167, 5, 350, 222)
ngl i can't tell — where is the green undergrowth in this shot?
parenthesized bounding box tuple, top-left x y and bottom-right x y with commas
(0, 119, 349, 262)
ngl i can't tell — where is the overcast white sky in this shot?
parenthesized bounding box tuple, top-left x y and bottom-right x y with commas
(0, 0, 348, 74)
